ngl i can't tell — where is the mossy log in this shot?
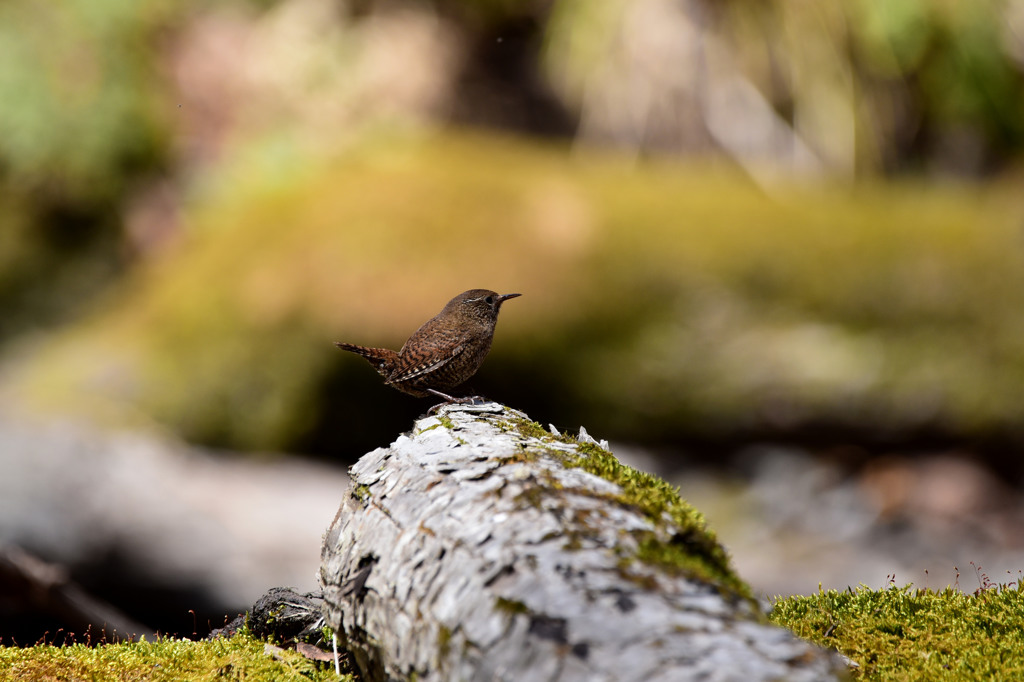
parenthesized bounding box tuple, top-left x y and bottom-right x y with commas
(320, 403, 844, 681)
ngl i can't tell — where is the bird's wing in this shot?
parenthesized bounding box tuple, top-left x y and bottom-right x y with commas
(386, 342, 465, 385)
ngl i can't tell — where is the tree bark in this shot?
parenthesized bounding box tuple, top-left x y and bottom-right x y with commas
(321, 402, 844, 681)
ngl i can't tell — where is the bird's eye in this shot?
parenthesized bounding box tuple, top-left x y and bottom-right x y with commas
(484, 295, 494, 305)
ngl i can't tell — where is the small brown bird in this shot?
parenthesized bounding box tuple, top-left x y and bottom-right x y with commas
(335, 289, 521, 403)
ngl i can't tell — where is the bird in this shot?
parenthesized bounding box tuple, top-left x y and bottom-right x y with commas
(335, 289, 521, 403)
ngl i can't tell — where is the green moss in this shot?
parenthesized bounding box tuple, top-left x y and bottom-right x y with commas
(494, 597, 531, 616)
(506, 418, 552, 441)
(0, 632, 348, 681)
(628, 531, 746, 598)
(437, 625, 452, 660)
(497, 449, 540, 465)
(562, 533, 584, 551)
(770, 584, 1024, 680)
(433, 414, 468, 445)
(263, 604, 286, 629)
(352, 484, 371, 505)
(513, 479, 550, 510)
(499, 415, 751, 602)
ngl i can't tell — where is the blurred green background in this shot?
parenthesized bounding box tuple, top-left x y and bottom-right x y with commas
(3, 0, 1024, 468)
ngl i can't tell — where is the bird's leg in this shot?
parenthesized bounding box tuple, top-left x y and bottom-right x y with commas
(426, 389, 485, 414)
(426, 388, 461, 402)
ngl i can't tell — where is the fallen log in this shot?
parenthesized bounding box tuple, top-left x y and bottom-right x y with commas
(321, 402, 844, 681)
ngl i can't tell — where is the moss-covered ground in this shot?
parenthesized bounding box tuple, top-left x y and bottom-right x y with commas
(770, 582, 1024, 680)
(5, 585, 1022, 681)
(0, 632, 349, 681)
(5, 588, 1024, 681)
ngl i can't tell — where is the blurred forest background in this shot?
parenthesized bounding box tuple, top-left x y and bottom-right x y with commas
(3, 0, 1024, 643)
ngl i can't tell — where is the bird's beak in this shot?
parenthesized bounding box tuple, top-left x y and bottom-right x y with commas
(497, 293, 522, 306)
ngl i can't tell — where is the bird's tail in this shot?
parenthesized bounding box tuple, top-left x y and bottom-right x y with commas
(334, 342, 399, 377)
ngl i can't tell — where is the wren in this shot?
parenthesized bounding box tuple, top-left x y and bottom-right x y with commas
(335, 289, 520, 403)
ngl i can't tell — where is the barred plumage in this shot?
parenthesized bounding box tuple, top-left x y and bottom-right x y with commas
(335, 289, 520, 401)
